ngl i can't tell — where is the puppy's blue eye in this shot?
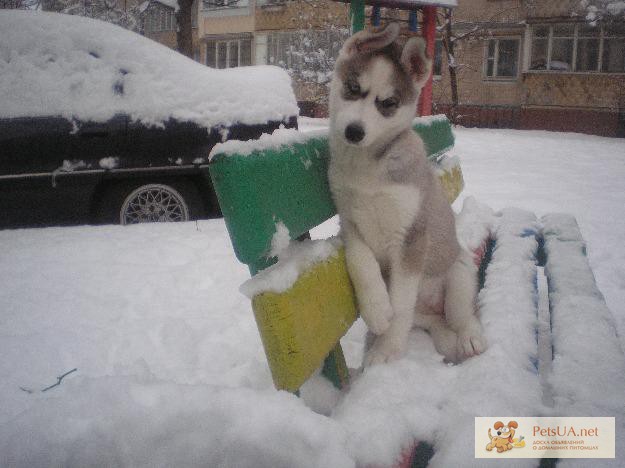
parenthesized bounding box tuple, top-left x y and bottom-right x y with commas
(380, 97, 398, 109)
(347, 81, 361, 94)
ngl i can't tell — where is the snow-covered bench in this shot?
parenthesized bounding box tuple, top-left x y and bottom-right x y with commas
(208, 115, 460, 393)
(207, 117, 625, 467)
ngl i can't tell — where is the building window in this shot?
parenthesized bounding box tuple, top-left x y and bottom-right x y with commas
(146, 6, 176, 33)
(202, 0, 248, 10)
(603, 22, 625, 73)
(485, 38, 520, 79)
(205, 38, 252, 68)
(433, 39, 443, 77)
(530, 22, 625, 73)
(576, 24, 600, 72)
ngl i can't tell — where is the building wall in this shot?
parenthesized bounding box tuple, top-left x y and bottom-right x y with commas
(451, 0, 588, 23)
(526, 0, 587, 19)
(433, 0, 625, 136)
(433, 29, 526, 107)
(201, 12, 255, 36)
(523, 73, 625, 111)
(451, 0, 525, 24)
(255, 0, 348, 31)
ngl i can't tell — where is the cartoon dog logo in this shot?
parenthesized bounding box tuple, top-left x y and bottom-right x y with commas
(486, 421, 525, 452)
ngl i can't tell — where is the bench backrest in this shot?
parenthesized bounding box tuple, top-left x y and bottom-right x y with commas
(209, 117, 455, 274)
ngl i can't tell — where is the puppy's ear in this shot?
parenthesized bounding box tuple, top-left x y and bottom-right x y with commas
(401, 37, 432, 89)
(340, 23, 400, 58)
(508, 421, 519, 429)
(494, 421, 504, 430)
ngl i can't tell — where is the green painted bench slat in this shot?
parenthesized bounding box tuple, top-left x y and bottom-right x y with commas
(209, 117, 456, 275)
(209, 136, 335, 274)
(413, 117, 455, 161)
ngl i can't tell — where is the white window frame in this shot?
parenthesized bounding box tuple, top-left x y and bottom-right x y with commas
(146, 7, 175, 32)
(483, 37, 521, 81)
(205, 38, 252, 68)
(529, 22, 625, 74)
(266, 31, 295, 68)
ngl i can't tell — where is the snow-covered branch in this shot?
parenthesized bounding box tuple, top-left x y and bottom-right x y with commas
(268, 26, 349, 101)
(581, 0, 625, 24)
(42, 0, 144, 31)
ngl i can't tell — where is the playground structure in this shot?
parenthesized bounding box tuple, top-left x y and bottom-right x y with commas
(207, 1, 625, 466)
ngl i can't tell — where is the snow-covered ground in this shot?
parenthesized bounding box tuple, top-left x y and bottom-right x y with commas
(1, 125, 624, 467)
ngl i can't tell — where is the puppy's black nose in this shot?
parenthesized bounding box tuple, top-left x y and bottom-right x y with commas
(345, 123, 365, 143)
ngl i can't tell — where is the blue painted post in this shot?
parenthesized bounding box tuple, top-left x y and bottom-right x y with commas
(409, 9, 418, 32)
(372, 5, 381, 27)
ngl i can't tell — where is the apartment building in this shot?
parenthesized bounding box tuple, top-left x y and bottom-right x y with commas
(140, 0, 347, 111)
(143, 0, 200, 56)
(432, 0, 625, 136)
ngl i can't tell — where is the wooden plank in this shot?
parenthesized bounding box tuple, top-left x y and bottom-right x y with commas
(209, 117, 456, 271)
(251, 248, 358, 392)
(437, 162, 464, 204)
(413, 116, 455, 161)
(321, 342, 350, 390)
(541, 213, 625, 415)
(350, 0, 365, 32)
(209, 136, 336, 269)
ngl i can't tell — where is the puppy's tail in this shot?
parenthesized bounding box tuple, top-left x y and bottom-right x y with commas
(488, 428, 493, 440)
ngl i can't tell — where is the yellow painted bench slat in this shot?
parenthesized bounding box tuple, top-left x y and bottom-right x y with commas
(251, 248, 358, 392)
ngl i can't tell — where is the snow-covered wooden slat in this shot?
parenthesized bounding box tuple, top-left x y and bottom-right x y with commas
(331, 202, 544, 468)
(428, 207, 544, 467)
(541, 214, 625, 466)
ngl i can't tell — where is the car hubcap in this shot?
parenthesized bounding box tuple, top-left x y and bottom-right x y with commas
(120, 184, 189, 225)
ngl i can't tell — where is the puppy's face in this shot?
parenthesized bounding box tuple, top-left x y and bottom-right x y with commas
(329, 24, 432, 149)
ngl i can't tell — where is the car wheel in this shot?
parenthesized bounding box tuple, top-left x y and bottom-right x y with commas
(98, 180, 204, 225)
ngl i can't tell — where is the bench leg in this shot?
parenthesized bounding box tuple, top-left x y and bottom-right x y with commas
(321, 342, 349, 390)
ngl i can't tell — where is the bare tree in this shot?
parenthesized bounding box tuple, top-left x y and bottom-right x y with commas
(266, 0, 349, 109)
(436, 5, 522, 123)
(269, 26, 349, 104)
(438, 8, 460, 122)
(176, 0, 193, 57)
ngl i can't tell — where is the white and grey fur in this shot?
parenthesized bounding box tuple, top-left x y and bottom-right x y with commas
(328, 24, 486, 365)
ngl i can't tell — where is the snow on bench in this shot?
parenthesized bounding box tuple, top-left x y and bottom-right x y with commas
(328, 200, 544, 467)
(542, 213, 625, 466)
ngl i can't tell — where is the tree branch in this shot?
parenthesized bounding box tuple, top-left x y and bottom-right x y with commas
(20, 368, 78, 394)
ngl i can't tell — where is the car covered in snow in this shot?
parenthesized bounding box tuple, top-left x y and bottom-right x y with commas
(0, 10, 298, 228)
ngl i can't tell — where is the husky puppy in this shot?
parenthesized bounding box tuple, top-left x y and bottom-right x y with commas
(328, 24, 486, 365)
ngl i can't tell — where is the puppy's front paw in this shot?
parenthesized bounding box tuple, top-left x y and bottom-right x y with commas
(359, 300, 394, 335)
(363, 336, 405, 367)
(457, 330, 487, 360)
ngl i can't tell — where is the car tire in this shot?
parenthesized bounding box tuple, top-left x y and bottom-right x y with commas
(97, 179, 205, 225)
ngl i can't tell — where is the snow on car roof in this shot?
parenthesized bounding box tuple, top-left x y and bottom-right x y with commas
(0, 11, 299, 129)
